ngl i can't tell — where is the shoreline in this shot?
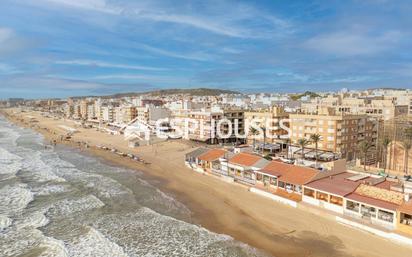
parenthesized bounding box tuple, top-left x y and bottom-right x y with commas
(2, 109, 412, 257)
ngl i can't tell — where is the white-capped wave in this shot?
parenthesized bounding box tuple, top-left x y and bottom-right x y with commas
(52, 167, 132, 199)
(15, 211, 49, 230)
(0, 226, 68, 257)
(0, 125, 20, 146)
(0, 147, 22, 161)
(33, 184, 71, 196)
(0, 184, 33, 217)
(0, 161, 21, 176)
(0, 227, 43, 256)
(20, 152, 65, 183)
(47, 195, 105, 218)
(93, 207, 266, 257)
(38, 236, 69, 257)
(65, 226, 128, 257)
(0, 215, 12, 230)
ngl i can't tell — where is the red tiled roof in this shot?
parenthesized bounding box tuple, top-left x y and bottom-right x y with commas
(229, 152, 262, 167)
(305, 172, 364, 196)
(259, 161, 291, 177)
(277, 165, 319, 186)
(346, 193, 400, 211)
(198, 149, 226, 162)
(374, 180, 397, 190)
(398, 200, 412, 215)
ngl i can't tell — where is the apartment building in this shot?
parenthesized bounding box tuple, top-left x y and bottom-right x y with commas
(244, 106, 289, 144)
(101, 105, 115, 123)
(65, 104, 74, 118)
(302, 96, 408, 121)
(79, 100, 89, 120)
(136, 105, 171, 124)
(120, 106, 137, 123)
(221, 109, 245, 144)
(181, 107, 245, 144)
(289, 107, 377, 160)
(86, 103, 96, 120)
(186, 109, 223, 144)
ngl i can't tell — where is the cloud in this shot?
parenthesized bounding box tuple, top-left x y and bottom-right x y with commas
(91, 73, 189, 84)
(31, 0, 290, 39)
(55, 59, 167, 71)
(0, 63, 20, 74)
(138, 44, 214, 61)
(0, 74, 166, 98)
(135, 12, 248, 38)
(0, 27, 13, 43)
(40, 0, 121, 14)
(0, 27, 36, 57)
(305, 30, 403, 56)
(2, 75, 102, 90)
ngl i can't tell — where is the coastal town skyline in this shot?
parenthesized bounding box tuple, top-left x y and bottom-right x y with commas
(3, 1, 412, 257)
(1, 0, 412, 98)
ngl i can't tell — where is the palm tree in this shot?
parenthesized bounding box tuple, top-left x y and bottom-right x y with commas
(381, 137, 391, 173)
(310, 133, 322, 167)
(284, 138, 291, 159)
(358, 141, 373, 171)
(249, 127, 259, 151)
(403, 127, 412, 175)
(403, 141, 411, 175)
(261, 126, 267, 155)
(297, 138, 309, 160)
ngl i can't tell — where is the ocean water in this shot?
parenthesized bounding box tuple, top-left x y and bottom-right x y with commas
(0, 117, 268, 257)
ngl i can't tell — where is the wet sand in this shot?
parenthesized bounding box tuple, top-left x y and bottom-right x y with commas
(2, 109, 411, 257)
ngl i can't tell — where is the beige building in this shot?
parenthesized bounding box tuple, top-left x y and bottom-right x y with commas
(136, 105, 171, 124)
(101, 106, 115, 123)
(179, 107, 245, 144)
(222, 109, 245, 144)
(244, 106, 289, 144)
(79, 100, 90, 120)
(186, 109, 223, 144)
(289, 107, 377, 160)
(121, 106, 137, 123)
(302, 96, 408, 121)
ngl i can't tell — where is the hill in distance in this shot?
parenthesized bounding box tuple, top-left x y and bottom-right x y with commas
(99, 88, 240, 99)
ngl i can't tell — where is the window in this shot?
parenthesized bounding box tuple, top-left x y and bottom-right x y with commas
(330, 195, 343, 206)
(316, 191, 328, 202)
(304, 188, 315, 198)
(361, 205, 376, 217)
(378, 210, 394, 223)
(346, 200, 360, 212)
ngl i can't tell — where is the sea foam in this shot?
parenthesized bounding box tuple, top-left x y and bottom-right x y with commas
(0, 184, 33, 217)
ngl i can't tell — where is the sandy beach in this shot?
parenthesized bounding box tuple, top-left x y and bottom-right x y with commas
(2, 109, 411, 257)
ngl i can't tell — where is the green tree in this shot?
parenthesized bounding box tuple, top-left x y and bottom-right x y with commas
(381, 137, 391, 173)
(284, 138, 291, 159)
(403, 141, 411, 175)
(358, 141, 373, 171)
(310, 133, 322, 167)
(297, 138, 310, 160)
(249, 127, 259, 151)
(261, 126, 267, 155)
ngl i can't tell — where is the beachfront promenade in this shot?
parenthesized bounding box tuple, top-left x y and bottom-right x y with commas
(186, 147, 412, 246)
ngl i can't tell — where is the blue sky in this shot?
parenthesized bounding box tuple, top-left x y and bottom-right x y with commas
(0, 0, 412, 98)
